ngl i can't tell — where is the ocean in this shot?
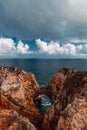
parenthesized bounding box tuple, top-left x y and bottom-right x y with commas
(0, 59, 87, 111)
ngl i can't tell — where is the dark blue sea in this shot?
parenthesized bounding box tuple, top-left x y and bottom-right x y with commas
(0, 59, 87, 111)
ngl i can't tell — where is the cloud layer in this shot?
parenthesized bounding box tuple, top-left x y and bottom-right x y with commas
(0, 0, 87, 40)
(36, 39, 87, 57)
(0, 38, 87, 58)
(0, 38, 31, 56)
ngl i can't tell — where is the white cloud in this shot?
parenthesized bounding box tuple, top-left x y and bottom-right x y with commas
(0, 37, 87, 58)
(63, 43, 76, 55)
(0, 37, 32, 56)
(70, 38, 87, 43)
(36, 39, 87, 57)
(17, 41, 30, 54)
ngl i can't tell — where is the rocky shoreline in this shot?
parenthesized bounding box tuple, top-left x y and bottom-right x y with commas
(0, 67, 87, 130)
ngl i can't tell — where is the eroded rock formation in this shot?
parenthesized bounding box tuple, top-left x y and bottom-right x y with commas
(42, 69, 87, 130)
(0, 67, 87, 130)
(35, 68, 77, 103)
(0, 66, 43, 130)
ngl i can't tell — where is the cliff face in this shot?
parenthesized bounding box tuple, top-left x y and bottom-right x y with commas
(42, 69, 87, 130)
(0, 66, 42, 130)
(0, 67, 87, 130)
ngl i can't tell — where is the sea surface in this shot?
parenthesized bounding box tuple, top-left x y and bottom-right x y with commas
(0, 59, 87, 111)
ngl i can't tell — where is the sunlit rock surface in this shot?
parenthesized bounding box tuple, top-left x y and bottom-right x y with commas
(42, 68, 87, 130)
(0, 66, 43, 130)
(0, 109, 37, 130)
(0, 67, 87, 130)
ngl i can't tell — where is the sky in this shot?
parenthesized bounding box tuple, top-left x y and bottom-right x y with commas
(0, 0, 87, 58)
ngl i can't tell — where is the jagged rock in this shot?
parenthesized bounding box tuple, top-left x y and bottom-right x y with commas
(42, 68, 87, 130)
(0, 66, 43, 130)
(35, 68, 77, 104)
(0, 67, 87, 130)
(57, 97, 87, 130)
(0, 109, 37, 130)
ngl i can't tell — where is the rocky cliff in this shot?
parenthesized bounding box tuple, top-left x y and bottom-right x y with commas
(41, 68, 87, 130)
(0, 66, 42, 130)
(0, 67, 87, 130)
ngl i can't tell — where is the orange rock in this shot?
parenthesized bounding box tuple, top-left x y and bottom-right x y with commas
(0, 67, 87, 130)
(42, 68, 87, 130)
(0, 66, 43, 130)
(0, 109, 37, 130)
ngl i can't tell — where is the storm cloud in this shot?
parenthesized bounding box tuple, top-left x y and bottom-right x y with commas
(0, 0, 87, 40)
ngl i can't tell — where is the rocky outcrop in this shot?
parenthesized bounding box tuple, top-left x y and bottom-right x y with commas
(42, 69, 87, 130)
(0, 109, 37, 130)
(35, 68, 77, 103)
(0, 66, 43, 130)
(0, 67, 87, 130)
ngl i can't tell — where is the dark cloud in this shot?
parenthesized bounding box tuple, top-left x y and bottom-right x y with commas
(0, 0, 87, 40)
